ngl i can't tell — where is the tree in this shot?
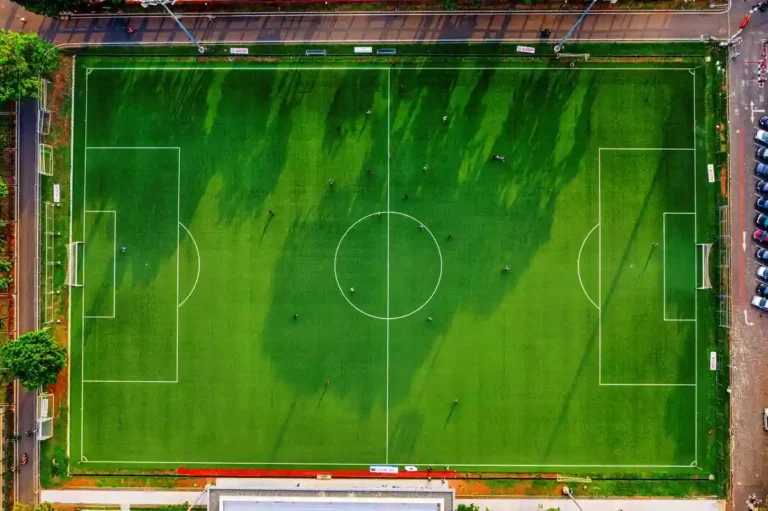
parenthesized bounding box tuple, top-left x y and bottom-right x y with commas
(0, 178, 9, 199)
(0, 31, 59, 103)
(8, 0, 85, 16)
(0, 328, 66, 390)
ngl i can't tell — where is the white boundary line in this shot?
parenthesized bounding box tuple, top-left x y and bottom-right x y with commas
(577, 223, 600, 310)
(82, 210, 116, 319)
(598, 148, 697, 393)
(66, 54, 76, 462)
(78, 459, 697, 468)
(85, 66, 698, 72)
(74, 66, 703, 470)
(79, 136, 182, 458)
(692, 69, 699, 467)
(178, 222, 201, 308)
(385, 68, 391, 465)
(663, 212, 697, 322)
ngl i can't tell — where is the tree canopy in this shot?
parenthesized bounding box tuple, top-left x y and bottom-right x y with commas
(9, 0, 85, 16)
(0, 328, 66, 390)
(0, 30, 59, 103)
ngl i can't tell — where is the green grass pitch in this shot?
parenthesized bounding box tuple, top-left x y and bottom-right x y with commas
(68, 57, 718, 474)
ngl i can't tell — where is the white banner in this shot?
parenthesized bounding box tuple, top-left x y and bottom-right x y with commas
(707, 164, 715, 183)
(230, 48, 249, 55)
(710, 351, 717, 370)
(53, 184, 60, 204)
(354, 47, 373, 54)
(516, 45, 536, 54)
(370, 465, 398, 474)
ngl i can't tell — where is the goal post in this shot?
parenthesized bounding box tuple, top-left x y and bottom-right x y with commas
(37, 392, 54, 441)
(38, 144, 53, 176)
(66, 241, 84, 287)
(698, 243, 712, 290)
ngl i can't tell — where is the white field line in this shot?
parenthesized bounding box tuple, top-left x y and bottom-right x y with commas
(577, 223, 600, 310)
(663, 212, 697, 322)
(80, 69, 89, 460)
(78, 460, 698, 468)
(75, 68, 703, 468)
(80, 145, 182, 459)
(82, 210, 116, 319)
(692, 70, 699, 467)
(66, 54, 76, 461)
(599, 148, 698, 394)
(385, 68, 391, 465)
(177, 222, 201, 308)
(85, 66, 699, 72)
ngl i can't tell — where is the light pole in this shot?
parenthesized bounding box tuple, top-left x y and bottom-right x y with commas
(561, 486, 585, 511)
(553, 0, 599, 53)
(140, 0, 205, 54)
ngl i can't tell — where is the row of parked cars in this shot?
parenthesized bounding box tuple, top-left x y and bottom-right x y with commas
(753, 116, 768, 311)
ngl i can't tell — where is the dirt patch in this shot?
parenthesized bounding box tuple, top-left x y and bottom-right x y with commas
(721, 167, 728, 198)
(60, 476, 213, 489)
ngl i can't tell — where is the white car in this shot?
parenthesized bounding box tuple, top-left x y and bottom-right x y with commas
(757, 129, 768, 144)
(764, 408, 768, 431)
(758, 266, 768, 280)
(752, 295, 768, 311)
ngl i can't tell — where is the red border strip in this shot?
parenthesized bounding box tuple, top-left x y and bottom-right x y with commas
(178, 467, 457, 478)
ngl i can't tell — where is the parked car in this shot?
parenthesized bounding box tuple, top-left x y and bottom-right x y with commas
(757, 130, 768, 144)
(759, 265, 768, 278)
(752, 295, 768, 311)
(758, 249, 768, 263)
(761, 115, 768, 129)
(758, 162, 768, 177)
(755, 229, 768, 242)
(758, 197, 768, 211)
(758, 283, 768, 296)
(759, 146, 768, 161)
(764, 408, 768, 431)
(758, 214, 768, 228)
(758, 180, 768, 193)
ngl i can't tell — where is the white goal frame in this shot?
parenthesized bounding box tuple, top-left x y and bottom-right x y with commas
(66, 241, 83, 287)
(39, 144, 53, 176)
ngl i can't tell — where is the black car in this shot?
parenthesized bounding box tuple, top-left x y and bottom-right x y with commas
(758, 247, 768, 262)
(759, 146, 768, 161)
(758, 283, 768, 296)
(762, 115, 768, 129)
(758, 180, 768, 193)
(758, 197, 768, 211)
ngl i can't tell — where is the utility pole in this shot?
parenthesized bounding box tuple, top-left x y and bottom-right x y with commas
(140, 0, 205, 54)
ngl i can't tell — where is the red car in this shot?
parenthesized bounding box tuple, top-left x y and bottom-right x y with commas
(755, 229, 768, 242)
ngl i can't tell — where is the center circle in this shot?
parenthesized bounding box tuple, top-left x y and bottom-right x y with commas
(334, 211, 443, 320)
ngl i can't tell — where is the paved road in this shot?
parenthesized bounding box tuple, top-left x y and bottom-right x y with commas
(727, 7, 768, 511)
(0, 0, 759, 509)
(15, 99, 39, 507)
(0, 0, 739, 47)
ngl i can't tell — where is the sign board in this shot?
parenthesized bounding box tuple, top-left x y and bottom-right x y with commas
(708, 164, 715, 183)
(710, 351, 717, 370)
(40, 396, 50, 418)
(516, 45, 536, 54)
(230, 48, 249, 55)
(354, 46, 373, 54)
(370, 465, 398, 474)
(53, 184, 60, 204)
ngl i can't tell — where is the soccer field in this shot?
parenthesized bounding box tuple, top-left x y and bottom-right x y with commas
(68, 56, 718, 474)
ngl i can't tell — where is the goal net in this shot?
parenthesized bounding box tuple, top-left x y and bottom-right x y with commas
(38, 144, 53, 176)
(37, 393, 53, 441)
(66, 241, 84, 287)
(698, 243, 712, 290)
